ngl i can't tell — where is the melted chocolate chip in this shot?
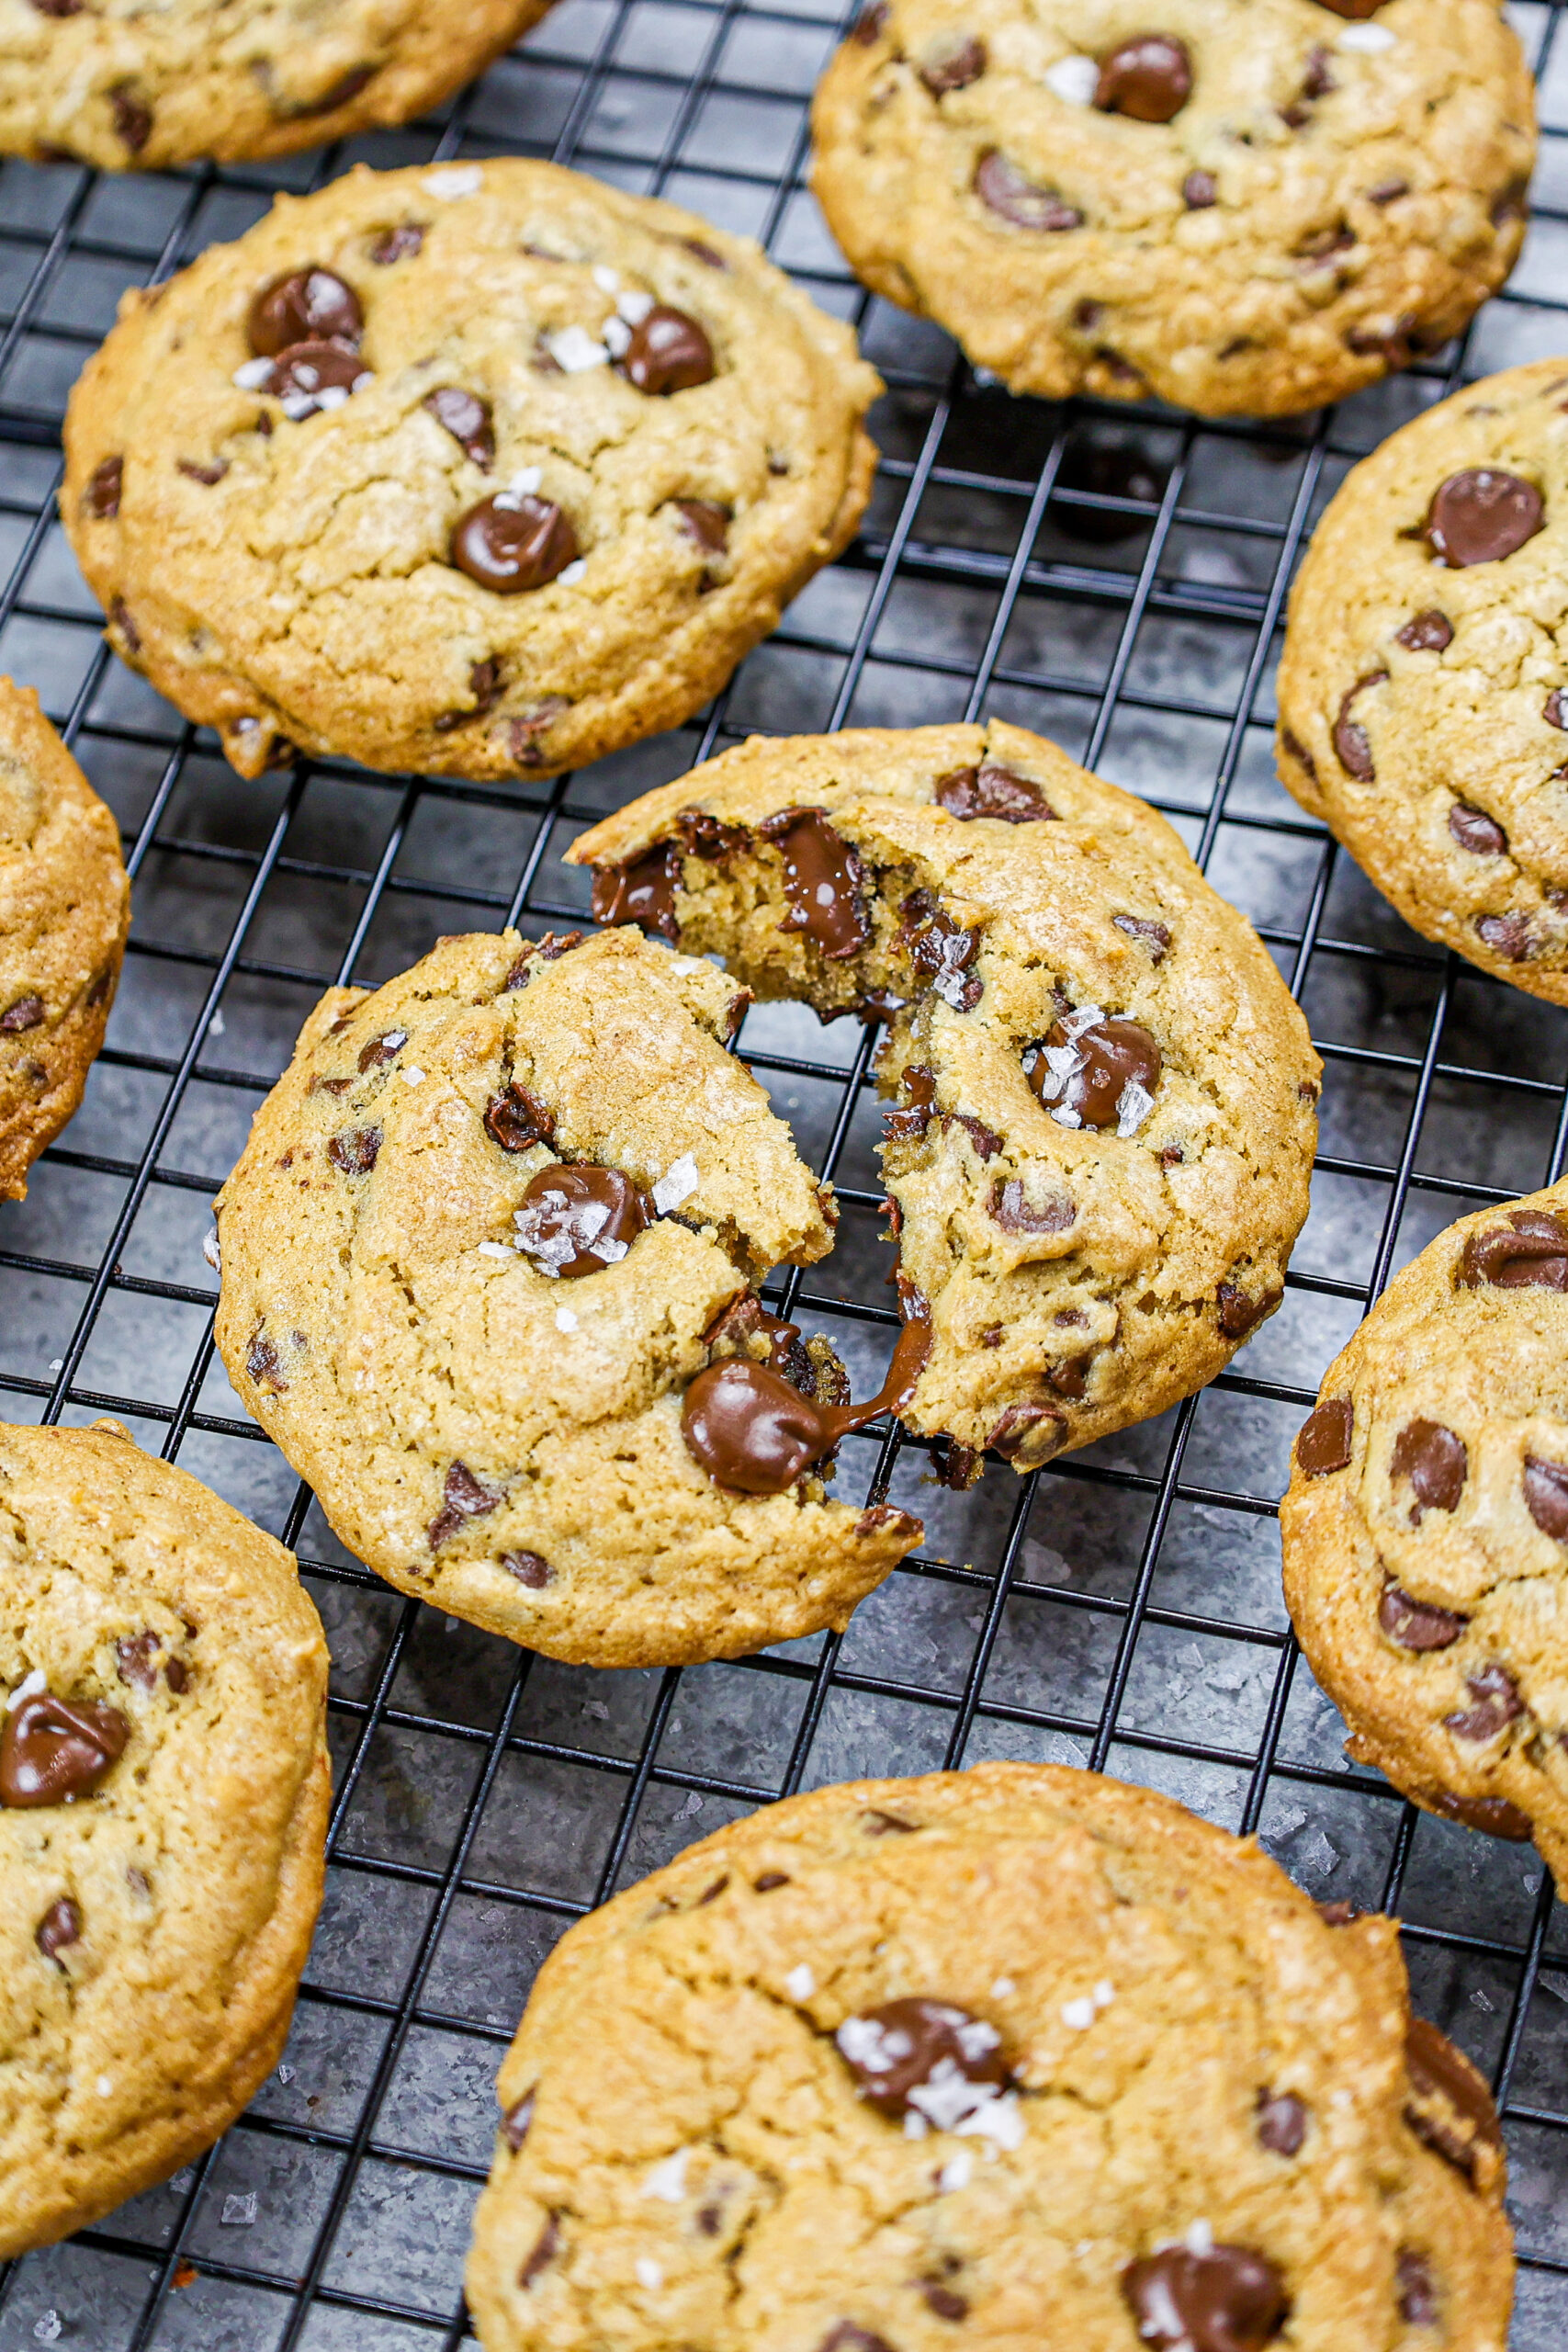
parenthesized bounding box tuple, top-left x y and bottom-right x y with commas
(673, 498, 730, 552)
(116, 1630, 164, 1689)
(502, 1550, 554, 1587)
(1218, 1281, 1277, 1339)
(592, 843, 682, 943)
(1120, 2245, 1289, 2352)
(618, 306, 715, 394)
(0, 994, 45, 1034)
(1397, 609, 1453, 652)
(1113, 912, 1170, 960)
(428, 1460, 502, 1550)
(1379, 1583, 1467, 1651)
(676, 807, 750, 860)
(988, 1401, 1066, 1460)
(502, 2088, 536, 2150)
(1256, 2089, 1308, 2156)
(513, 1162, 650, 1279)
(84, 456, 122, 517)
(903, 896, 984, 1010)
(1332, 671, 1386, 780)
(370, 222, 424, 264)
(988, 1179, 1076, 1236)
(1297, 1396, 1352, 1476)
(1523, 1453, 1568, 1539)
(1427, 469, 1544, 568)
(682, 1317, 931, 1494)
(951, 1114, 1002, 1160)
(934, 761, 1055, 821)
(36, 1897, 82, 1961)
(262, 338, 372, 414)
(1280, 728, 1316, 784)
(835, 1996, 1006, 2121)
(758, 808, 871, 959)
(1546, 689, 1566, 732)
(920, 35, 986, 94)
(1449, 803, 1507, 856)
(484, 1084, 555, 1152)
(452, 492, 579, 594)
(1404, 2016, 1504, 2183)
(0, 1692, 130, 1807)
(1183, 169, 1217, 208)
(1475, 910, 1531, 962)
(1443, 1663, 1523, 1744)
(1396, 2249, 1438, 2326)
(1030, 1015, 1161, 1129)
(1318, 0, 1387, 14)
(1094, 33, 1192, 122)
(246, 1330, 285, 1391)
(247, 267, 362, 356)
(1420, 1785, 1533, 1839)
(1390, 1419, 1467, 1520)
(975, 151, 1082, 231)
(327, 1125, 381, 1175)
(111, 87, 152, 150)
(423, 387, 494, 468)
(357, 1029, 407, 1070)
(1459, 1209, 1568, 1290)
(520, 2211, 561, 2288)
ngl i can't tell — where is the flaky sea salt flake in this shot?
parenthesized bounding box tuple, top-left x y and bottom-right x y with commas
(423, 164, 484, 198)
(545, 324, 610, 373)
(784, 1962, 815, 2001)
(220, 2193, 258, 2227)
(641, 2150, 689, 2201)
(1116, 1077, 1154, 1137)
(652, 1154, 699, 1214)
(1044, 53, 1099, 102)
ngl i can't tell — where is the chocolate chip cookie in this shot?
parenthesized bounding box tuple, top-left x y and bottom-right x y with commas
(1278, 358, 1568, 1002)
(212, 926, 921, 1668)
(466, 1759, 1513, 2351)
(0, 0, 554, 172)
(1282, 1178, 1568, 1892)
(570, 720, 1319, 1485)
(810, 0, 1534, 418)
(61, 158, 881, 784)
(0, 1417, 329, 2256)
(0, 679, 129, 1203)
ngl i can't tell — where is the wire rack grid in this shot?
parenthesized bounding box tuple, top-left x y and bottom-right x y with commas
(1, 4, 1567, 2346)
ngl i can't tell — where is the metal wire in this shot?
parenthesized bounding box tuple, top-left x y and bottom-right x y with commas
(2, 2, 1567, 2343)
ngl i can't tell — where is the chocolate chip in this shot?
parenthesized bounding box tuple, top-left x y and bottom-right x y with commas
(36, 1897, 82, 1962)
(988, 1178, 1076, 1236)
(261, 338, 372, 415)
(1523, 1454, 1568, 1539)
(1396, 2249, 1438, 2326)
(246, 1330, 286, 1392)
(520, 2211, 561, 2288)
(1404, 2016, 1504, 2184)
(1046, 1352, 1090, 1398)
(673, 498, 730, 551)
(919, 35, 986, 94)
(903, 896, 984, 1011)
(177, 457, 229, 485)
(502, 1551, 554, 1587)
(758, 808, 871, 959)
(1427, 469, 1544, 568)
(0, 994, 44, 1034)
(1444, 1663, 1522, 1744)
(452, 492, 579, 594)
(835, 1996, 1006, 2121)
(1257, 2089, 1308, 2155)
(507, 699, 570, 764)
(1474, 910, 1531, 962)
(1120, 2245, 1289, 2351)
(327, 1126, 381, 1175)
(1368, 176, 1409, 205)
(1218, 1280, 1278, 1339)
(0, 1692, 130, 1807)
(1112, 912, 1170, 960)
(502, 2087, 535, 2149)
(863, 1808, 917, 1833)
(1449, 803, 1507, 855)
(1316, 1900, 1361, 1925)
(1546, 689, 1567, 731)
(513, 1162, 650, 1279)
(818, 2330, 896, 2352)
(1418, 1786, 1533, 1840)
(247, 267, 362, 356)
(1397, 608, 1454, 653)
(1379, 1583, 1467, 1651)
(1029, 1015, 1161, 1129)
(852, 0, 887, 37)
(428, 1460, 502, 1550)
(1390, 1419, 1467, 1520)
(934, 760, 1055, 820)
(922, 2283, 968, 2321)
(948, 1114, 1001, 1160)
(618, 306, 715, 394)
(1332, 671, 1386, 780)
(1183, 169, 1217, 208)
(1094, 33, 1191, 121)
(754, 1871, 791, 1891)
(592, 842, 682, 942)
(434, 658, 504, 732)
(164, 1657, 188, 1693)
(110, 86, 152, 150)
(370, 223, 424, 263)
(1318, 0, 1387, 14)
(682, 1318, 931, 1493)
(423, 387, 494, 468)
(30, 0, 86, 13)
(484, 1084, 555, 1152)
(975, 150, 1083, 231)
(1459, 1209, 1568, 1289)
(357, 1029, 408, 1070)
(1280, 727, 1316, 785)
(84, 456, 122, 517)
(988, 1401, 1066, 1459)
(115, 1630, 163, 1689)
(296, 62, 377, 114)
(1297, 1396, 1352, 1476)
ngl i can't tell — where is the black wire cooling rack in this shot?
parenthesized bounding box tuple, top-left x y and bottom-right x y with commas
(4, 4, 1568, 2345)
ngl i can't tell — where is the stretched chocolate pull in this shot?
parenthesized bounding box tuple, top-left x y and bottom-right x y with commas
(682, 1317, 931, 1493)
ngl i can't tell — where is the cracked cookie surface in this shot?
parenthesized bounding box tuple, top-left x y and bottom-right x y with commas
(570, 721, 1319, 1482)
(212, 926, 921, 1668)
(810, 0, 1533, 418)
(61, 158, 881, 783)
(0, 1418, 329, 2257)
(0, 679, 129, 1203)
(1282, 1177, 1568, 1895)
(0, 0, 555, 172)
(1278, 358, 1568, 1003)
(465, 1758, 1512, 2351)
